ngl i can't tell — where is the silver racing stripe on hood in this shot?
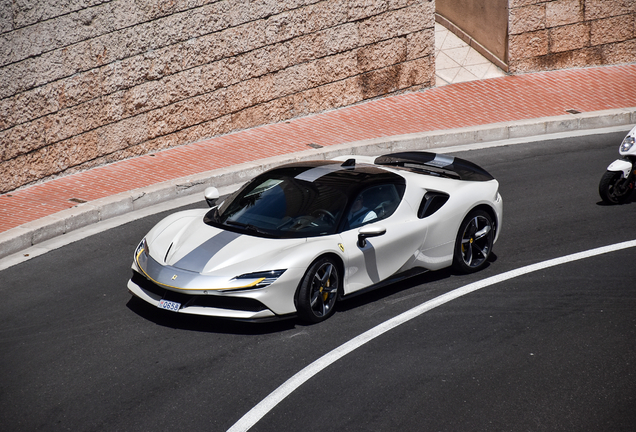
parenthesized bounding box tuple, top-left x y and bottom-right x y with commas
(173, 230, 242, 272)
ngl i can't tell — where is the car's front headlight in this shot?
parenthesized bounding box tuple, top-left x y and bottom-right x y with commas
(621, 135, 635, 153)
(135, 238, 150, 258)
(232, 269, 286, 289)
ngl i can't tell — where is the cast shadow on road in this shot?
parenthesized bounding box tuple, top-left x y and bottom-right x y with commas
(336, 252, 498, 313)
(126, 253, 497, 334)
(335, 268, 453, 313)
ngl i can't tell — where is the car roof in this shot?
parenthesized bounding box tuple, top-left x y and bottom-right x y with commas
(272, 160, 405, 197)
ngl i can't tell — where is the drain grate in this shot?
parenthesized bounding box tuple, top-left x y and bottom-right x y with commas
(307, 143, 323, 149)
(565, 109, 581, 114)
(69, 198, 88, 204)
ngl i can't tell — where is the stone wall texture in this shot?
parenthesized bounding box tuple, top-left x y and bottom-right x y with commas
(0, 0, 436, 193)
(509, 0, 636, 72)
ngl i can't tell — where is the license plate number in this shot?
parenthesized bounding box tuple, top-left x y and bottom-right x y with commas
(158, 299, 181, 312)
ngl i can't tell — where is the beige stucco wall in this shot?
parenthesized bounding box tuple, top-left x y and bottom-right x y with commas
(509, 0, 636, 73)
(0, 0, 436, 194)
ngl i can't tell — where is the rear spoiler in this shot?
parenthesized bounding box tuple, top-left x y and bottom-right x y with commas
(374, 152, 494, 182)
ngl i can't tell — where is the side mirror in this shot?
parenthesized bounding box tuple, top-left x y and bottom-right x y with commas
(204, 187, 220, 207)
(357, 225, 386, 248)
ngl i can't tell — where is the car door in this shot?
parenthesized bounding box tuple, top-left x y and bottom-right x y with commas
(338, 184, 425, 294)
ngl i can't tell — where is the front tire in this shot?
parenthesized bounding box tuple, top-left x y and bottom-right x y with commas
(599, 170, 634, 204)
(296, 257, 341, 323)
(452, 210, 494, 274)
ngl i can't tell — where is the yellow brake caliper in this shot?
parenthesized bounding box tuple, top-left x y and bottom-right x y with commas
(322, 280, 330, 301)
(463, 237, 473, 253)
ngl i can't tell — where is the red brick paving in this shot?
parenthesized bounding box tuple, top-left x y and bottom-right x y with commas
(2, 64, 636, 234)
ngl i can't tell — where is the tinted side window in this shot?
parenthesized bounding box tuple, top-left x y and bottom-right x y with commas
(345, 183, 404, 229)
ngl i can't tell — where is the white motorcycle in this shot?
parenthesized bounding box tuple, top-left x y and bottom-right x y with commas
(599, 125, 636, 205)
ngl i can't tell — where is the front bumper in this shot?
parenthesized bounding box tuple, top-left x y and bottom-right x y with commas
(128, 245, 305, 320)
(128, 271, 286, 321)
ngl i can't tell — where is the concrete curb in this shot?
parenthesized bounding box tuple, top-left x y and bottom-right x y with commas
(2, 107, 635, 260)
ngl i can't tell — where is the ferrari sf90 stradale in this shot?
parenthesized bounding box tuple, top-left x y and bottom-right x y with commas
(128, 152, 503, 323)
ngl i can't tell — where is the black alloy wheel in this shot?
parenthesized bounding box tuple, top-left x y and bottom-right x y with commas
(452, 209, 494, 274)
(296, 257, 340, 323)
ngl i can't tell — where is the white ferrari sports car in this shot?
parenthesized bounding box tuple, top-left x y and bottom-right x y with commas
(128, 152, 503, 323)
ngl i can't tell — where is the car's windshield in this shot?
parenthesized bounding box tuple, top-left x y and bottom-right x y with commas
(205, 167, 349, 238)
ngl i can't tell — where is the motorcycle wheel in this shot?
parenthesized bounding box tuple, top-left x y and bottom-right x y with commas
(599, 170, 634, 204)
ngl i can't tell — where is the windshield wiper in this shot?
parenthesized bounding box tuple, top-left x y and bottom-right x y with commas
(225, 220, 269, 235)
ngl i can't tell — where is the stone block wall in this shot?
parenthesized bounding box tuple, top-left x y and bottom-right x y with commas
(0, 0, 436, 193)
(509, 0, 636, 73)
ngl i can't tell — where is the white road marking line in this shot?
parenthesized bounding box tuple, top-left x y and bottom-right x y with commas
(227, 239, 636, 432)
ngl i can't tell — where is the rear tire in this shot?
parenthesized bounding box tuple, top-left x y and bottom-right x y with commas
(599, 170, 634, 204)
(452, 210, 494, 274)
(296, 257, 340, 323)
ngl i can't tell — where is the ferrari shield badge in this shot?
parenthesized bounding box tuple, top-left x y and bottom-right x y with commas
(338, 243, 345, 252)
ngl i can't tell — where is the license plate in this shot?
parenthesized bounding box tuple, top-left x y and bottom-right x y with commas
(158, 299, 181, 312)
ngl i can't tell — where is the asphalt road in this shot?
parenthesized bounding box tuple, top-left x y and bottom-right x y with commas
(1, 130, 635, 431)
